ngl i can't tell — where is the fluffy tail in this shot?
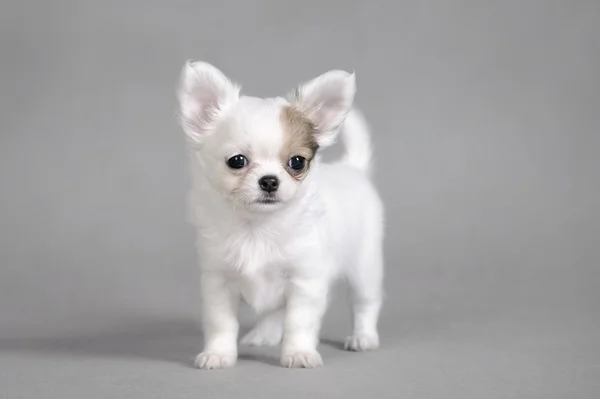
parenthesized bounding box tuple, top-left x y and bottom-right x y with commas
(340, 108, 372, 174)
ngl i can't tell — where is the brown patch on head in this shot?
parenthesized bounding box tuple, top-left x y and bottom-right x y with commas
(280, 106, 319, 180)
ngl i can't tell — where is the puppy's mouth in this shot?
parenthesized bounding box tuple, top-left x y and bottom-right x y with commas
(255, 195, 281, 205)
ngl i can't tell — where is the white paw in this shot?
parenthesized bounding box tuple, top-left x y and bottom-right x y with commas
(280, 350, 323, 368)
(344, 333, 379, 352)
(240, 327, 283, 347)
(194, 352, 237, 370)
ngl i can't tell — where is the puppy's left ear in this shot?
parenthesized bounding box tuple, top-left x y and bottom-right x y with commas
(290, 70, 356, 148)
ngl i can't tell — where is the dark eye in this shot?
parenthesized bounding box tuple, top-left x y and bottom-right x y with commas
(288, 156, 306, 171)
(227, 154, 248, 169)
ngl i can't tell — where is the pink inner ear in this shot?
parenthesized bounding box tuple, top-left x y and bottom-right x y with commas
(292, 72, 355, 146)
(191, 90, 220, 124)
(181, 83, 227, 132)
(178, 62, 241, 141)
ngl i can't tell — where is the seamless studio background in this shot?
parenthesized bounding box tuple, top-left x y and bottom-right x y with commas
(0, 1, 598, 398)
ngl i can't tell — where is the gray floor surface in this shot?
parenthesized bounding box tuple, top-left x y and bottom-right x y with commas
(1, 293, 599, 398)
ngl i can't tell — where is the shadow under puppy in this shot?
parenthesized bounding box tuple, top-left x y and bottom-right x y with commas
(177, 61, 384, 369)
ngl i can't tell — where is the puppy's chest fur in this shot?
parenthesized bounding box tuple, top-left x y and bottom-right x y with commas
(210, 223, 288, 274)
(195, 199, 320, 276)
(200, 222, 297, 312)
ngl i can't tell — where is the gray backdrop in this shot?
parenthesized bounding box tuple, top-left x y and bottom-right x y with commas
(1, 1, 598, 398)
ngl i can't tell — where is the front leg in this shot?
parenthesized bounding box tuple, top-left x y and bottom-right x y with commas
(195, 271, 240, 370)
(281, 277, 328, 368)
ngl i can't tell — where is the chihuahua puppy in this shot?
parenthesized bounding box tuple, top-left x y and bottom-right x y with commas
(177, 61, 384, 369)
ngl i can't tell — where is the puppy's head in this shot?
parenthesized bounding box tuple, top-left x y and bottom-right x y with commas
(177, 61, 355, 213)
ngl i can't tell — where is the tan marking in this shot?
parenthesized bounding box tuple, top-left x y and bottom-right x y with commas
(280, 106, 319, 180)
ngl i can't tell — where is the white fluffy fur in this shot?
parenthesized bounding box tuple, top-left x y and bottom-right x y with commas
(177, 61, 384, 369)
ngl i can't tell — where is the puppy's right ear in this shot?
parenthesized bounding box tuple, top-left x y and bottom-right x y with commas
(177, 61, 240, 143)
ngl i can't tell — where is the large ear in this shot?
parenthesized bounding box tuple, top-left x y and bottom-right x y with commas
(177, 61, 240, 143)
(290, 70, 356, 148)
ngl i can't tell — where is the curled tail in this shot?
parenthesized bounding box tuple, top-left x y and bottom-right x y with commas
(340, 108, 372, 174)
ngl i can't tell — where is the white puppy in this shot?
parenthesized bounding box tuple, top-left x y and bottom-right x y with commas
(177, 61, 384, 369)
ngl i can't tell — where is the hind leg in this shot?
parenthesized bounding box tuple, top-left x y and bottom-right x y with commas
(240, 309, 284, 347)
(344, 231, 383, 352)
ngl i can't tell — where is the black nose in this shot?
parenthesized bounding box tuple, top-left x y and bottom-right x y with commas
(259, 175, 279, 193)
